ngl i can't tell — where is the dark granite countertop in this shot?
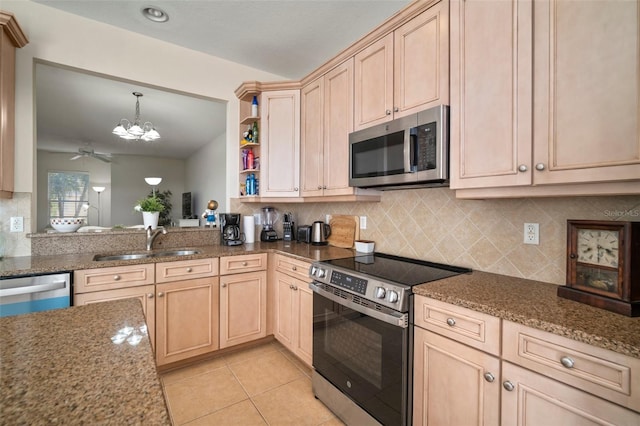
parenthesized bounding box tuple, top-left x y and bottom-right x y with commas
(0, 298, 170, 424)
(0, 241, 355, 277)
(414, 271, 640, 359)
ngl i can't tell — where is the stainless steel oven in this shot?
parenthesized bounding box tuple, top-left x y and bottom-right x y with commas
(309, 254, 470, 425)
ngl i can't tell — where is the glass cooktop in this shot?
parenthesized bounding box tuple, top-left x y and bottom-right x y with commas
(323, 253, 471, 287)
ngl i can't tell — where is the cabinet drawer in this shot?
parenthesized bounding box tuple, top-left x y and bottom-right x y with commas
(275, 254, 311, 281)
(74, 264, 155, 293)
(413, 295, 501, 356)
(155, 258, 218, 283)
(220, 253, 267, 275)
(503, 320, 640, 412)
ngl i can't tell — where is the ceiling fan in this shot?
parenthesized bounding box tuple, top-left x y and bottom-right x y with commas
(70, 147, 112, 163)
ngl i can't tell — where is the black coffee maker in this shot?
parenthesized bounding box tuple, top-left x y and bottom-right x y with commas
(219, 213, 243, 246)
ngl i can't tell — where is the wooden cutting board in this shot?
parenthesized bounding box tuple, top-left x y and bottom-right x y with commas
(327, 215, 360, 248)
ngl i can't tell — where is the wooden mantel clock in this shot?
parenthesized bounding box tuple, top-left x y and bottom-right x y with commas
(558, 220, 640, 316)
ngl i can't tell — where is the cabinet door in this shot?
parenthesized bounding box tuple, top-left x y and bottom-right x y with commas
(219, 271, 267, 349)
(260, 90, 301, 197)
(293, 279, 313, 367)
(0, 28, 16, 197)
(532, 0, 640, 185)
(413, 327, 500, 426)
(394, 1, 449, 118)
(155, 277, 219, 366)
(323, 58, 355, 196)
(354, 33, 394, 130)
(274, 270, 295, 350)
(300, 77, 324, 197)
(74, 284, 156, 349)
(450, 0, 533, 189)
(502, 362, 640, 426)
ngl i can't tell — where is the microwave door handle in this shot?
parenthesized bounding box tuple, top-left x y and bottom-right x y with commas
(405, 131, 417, 173)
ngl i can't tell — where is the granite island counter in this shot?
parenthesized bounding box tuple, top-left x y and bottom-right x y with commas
(0, 298, 170, 424)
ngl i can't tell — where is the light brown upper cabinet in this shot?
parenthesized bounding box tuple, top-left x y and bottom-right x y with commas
(354, 0, 449, 131)
(260, 89, 301, 197)
(0, 11, 28, 199)
(451, 0, 640, 195)
(301, 59, 355, 197)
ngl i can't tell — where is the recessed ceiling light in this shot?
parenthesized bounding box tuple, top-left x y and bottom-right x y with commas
(142, 6, 169, 23)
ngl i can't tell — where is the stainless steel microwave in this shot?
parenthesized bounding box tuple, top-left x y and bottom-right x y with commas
(349, 105, 449, 190)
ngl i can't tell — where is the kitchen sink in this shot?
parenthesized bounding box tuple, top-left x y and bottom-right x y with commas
(93, 249, 201, 262)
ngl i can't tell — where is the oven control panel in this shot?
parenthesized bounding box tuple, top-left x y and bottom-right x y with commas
(309, 264, 410, 312)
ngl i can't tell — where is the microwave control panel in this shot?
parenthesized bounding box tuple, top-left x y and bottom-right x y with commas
(414, 122, 437, 171)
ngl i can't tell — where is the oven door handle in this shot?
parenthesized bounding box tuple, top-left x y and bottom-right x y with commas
(309, 283, 408, 328)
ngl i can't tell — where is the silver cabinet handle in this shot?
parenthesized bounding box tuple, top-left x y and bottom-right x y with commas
(292, 266, 297, 271)
(484, 372, 495, 383)
(535, 163, 546, 171)
(113, 275, 121, 281)
(560, 356, 575, 369)
(242, 262, 248, 266)
(186, 267, 193, 273)
(385, 109, 392, 115)
(518, 164, 528, 172)
(446, 318, 456, 327)
(503, 381, 515, 391)
(157, 292, 164, 297)
(147, 293, 154, 298)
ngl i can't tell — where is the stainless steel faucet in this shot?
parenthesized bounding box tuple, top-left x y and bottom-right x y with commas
(146, 226, 167, 251)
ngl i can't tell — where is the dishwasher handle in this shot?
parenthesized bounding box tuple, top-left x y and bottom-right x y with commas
(0, 281, 67, 298)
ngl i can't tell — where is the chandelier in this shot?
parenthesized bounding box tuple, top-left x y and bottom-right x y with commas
(112, 92, 161, 141)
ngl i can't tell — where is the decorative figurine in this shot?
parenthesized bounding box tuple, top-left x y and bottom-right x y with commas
(201, 200, 219, 228)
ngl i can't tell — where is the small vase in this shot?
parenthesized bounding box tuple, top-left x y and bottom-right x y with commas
(142, 211, 160, 230)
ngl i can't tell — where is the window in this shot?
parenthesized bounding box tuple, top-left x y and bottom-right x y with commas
(48, 171, 89, 219)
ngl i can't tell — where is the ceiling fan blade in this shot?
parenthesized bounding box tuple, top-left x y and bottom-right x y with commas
(70, 154, 82, 161)
(94, 154, 112, 163)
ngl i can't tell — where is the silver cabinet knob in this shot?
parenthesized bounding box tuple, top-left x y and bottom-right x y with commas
(242, 262, 248, 266)
(186, 267, 192, 273)
(394, 107, 399, 112)
(222, 283, 227, 288)
(323, 186, 327, 189)
(294, 187, 299, 191)
(157, 292, 164, 297)
(292, 285, 298, 291)
(518, 164, 528, 172)
(535, 163, 546, 171)
(484, 372, 495, 383)
(147, 293, 154, 298)
(113, 275, 121, 281)
(292, 266, 297, 271)
(503, 381, 515, 391)
(446, 318, 456, 327)
(386, 109, 392, 115)
(318, 186, 322, 190)
(560, 356, 575, 369)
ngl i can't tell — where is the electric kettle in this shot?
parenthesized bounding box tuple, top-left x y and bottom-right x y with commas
(311, 221, 331, 245)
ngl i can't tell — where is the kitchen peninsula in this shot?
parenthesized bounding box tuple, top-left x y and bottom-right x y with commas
(0, 298, 170, 424)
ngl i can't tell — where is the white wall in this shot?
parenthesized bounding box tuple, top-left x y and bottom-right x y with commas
(36, 150, 112, 231)
(186, 132, 227, 221)
(3, 0, 284, 236)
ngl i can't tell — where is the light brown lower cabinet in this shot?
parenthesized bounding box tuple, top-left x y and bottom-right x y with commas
(273, 259, 313, 367)
(413, 327, 500, 426)
(155, 276, 219, 366)
(501, 362, 639, 426)
(219, 270, 267, 349)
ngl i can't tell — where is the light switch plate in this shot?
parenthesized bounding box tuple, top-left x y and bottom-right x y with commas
(360, 216, 367, 230)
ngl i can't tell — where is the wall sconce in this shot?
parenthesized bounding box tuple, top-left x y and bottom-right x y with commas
(92, 186, 106, 226)
(144, 177, 162, 196)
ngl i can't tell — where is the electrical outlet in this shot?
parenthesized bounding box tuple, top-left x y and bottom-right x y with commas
(524, 223, 539, 245)
(253, 213, 261, 226)
(360, 216, 367, 230)
(10, 216, 24, 233)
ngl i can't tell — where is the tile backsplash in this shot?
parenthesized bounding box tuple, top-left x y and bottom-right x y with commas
(0, 193, 32, 258)
(232, 190, 640, 285)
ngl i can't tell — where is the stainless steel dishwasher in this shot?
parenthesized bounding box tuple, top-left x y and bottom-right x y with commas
(0, 273, 71, 317)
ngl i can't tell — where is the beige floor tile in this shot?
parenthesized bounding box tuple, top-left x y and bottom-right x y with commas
(163, 367, 248, 425)
(223, 341, 281, 365)
(318, 417, 346, 426)
(161, 355, 227, 385)
(252, 377, 337, 426)
(230, 350, 303, 396)
(279, 348, 313, 378)
(183, 400, 267, 426)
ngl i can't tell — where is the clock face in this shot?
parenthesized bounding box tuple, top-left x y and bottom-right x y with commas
(577, 229, 619, 267)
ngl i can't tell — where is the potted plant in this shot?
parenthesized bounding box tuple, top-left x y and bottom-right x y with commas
(134, 195, 165, 229)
